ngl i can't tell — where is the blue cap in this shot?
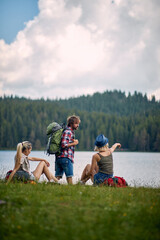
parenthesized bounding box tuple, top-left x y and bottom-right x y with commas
(95, 134, 108, 147)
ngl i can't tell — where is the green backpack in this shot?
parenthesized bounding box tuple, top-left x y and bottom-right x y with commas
(46, 122, 65, 156)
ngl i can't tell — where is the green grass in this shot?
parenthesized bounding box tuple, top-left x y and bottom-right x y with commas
(0, 182, 160, 240)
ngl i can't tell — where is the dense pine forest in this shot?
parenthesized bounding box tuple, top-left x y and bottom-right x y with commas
(0, 90, 160, 151)
(57, 90, 159, 116)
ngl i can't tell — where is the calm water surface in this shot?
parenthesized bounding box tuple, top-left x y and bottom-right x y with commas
(0, 151, 160, 187)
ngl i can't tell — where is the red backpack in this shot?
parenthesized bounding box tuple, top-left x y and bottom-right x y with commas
(104, 176, 128, 187)
(5, 170, 13, 181)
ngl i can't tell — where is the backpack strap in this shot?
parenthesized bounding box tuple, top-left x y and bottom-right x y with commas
(97, 153, 102, 158)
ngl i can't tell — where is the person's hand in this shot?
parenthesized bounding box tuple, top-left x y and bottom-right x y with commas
(73, 139, 79, 146)
(45, 160, 50, 167)
(117, 143, 121, 148)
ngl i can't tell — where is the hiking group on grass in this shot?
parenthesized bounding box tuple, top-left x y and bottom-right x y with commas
(6, 115, 127, 187)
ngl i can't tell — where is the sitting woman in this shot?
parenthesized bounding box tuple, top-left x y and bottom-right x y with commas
(7, 141, 58, 184)
(80, 134, 121, 185)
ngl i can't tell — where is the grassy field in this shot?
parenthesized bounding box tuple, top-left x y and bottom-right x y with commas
(0, 182, 160, 240)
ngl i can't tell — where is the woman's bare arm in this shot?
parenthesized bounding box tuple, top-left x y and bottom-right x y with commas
(90, 154, 99, 175)
(110, 143, 121, 153)
(28, 157, 50, 167)
(6, 161, 20, 184)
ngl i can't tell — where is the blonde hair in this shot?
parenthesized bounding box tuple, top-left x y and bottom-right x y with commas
(67, 115, 81, 127)
(15, 141, 32, 165)
(94, 143, 109, 152)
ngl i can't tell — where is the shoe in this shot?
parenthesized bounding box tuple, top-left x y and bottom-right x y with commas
(49, 179, 55, 183)
(77, 180, 85, 185)
(48, 179, 60, 185)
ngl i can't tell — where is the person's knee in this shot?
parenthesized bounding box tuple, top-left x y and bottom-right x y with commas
(86, 164, 91, 169)
(38, 161, 47, 171)
(40, 161, 46, 167)
(85, 164, 91, 174)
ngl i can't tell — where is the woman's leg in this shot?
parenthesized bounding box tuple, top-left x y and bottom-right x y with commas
(80, 164, 99, 183)
(32, 161, 58, 182)
(80, 164, 91, 183)
(90, 165, 99, 183)
(67, 177, 73, 184)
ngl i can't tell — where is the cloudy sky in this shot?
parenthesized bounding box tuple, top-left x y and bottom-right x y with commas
(0, 0, 160, 100)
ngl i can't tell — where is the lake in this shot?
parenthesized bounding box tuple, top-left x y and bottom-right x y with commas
(0, 151, 160, 188)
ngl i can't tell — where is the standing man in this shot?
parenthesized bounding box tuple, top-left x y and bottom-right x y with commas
(55, 115, 81, 184)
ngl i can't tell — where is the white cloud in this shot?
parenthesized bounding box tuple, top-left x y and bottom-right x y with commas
(0, 0, 160, 100)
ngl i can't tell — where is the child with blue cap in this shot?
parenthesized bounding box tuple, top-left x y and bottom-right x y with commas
(80, 134, 121, 185)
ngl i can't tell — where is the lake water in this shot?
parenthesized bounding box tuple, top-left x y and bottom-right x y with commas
(0, 151, 160, 188)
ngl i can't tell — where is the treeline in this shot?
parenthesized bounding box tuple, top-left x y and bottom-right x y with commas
(56, 90, 160, 116)
(0, 91, 160, 152)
